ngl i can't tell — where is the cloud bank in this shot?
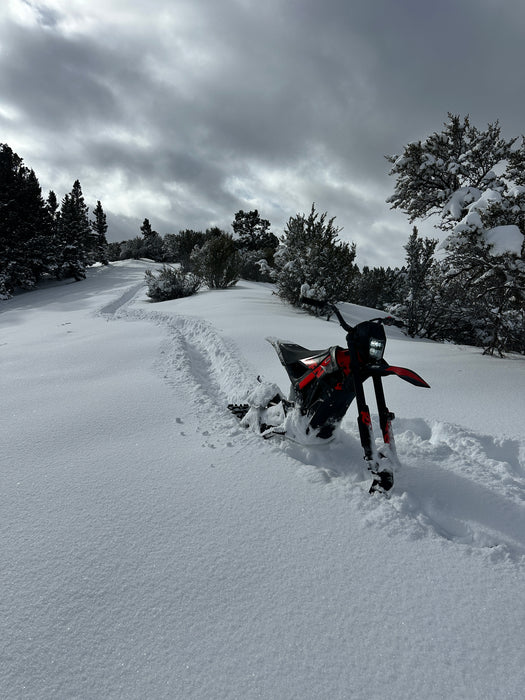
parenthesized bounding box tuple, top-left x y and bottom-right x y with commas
(1, 0, 524, 266)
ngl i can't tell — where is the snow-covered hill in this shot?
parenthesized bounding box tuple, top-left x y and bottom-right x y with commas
(2, 261, 525, 699)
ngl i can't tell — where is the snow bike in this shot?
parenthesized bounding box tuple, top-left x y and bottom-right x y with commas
(229, 297, 430, 494)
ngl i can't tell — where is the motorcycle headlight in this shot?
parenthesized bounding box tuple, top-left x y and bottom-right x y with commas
(369, 337, 385, 361)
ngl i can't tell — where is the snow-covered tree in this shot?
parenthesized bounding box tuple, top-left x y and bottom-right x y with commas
(386, 114, 516, 228)
(55, 180, 93, 280)
(144, 265, 201, 301)
(91, 200, 109, 265)
(389, 227, 439, 337)
(387, 114, 525, 354)
(274, 204, 357, 307)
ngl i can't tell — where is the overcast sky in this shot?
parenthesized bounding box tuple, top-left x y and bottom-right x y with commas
(1, 0, 524, 267)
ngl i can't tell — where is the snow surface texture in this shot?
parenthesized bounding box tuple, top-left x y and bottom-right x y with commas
(2, 261, 525, 699)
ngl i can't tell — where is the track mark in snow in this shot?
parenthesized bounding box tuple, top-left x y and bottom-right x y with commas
(110, 306, 256, 438)
(388, 419, 525, 561)
(265, 414, 525, 562)
(98, 283, 146, 316)
(104, 299, 525, 563)
(165, 315, 525, 561)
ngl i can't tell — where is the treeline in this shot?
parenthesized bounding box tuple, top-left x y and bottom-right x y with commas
(142, 191, 524, 355)
(0, 143, 109, 298)
(2, 112, 525, 356)
(108, 209, 279, 286)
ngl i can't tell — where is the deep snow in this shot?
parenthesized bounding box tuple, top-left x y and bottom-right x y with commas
(1, 261, 525, 699)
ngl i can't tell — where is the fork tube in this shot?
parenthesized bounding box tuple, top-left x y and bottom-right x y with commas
(348, 345, 374, 461)
(373, 374, 395, 449)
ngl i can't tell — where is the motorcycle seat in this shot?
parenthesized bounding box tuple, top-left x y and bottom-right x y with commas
(273, 341, 328, 365)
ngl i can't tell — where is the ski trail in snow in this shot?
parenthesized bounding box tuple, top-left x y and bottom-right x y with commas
(98, 282, 146, 316)
(103, 300, 256, 434)
(99, 288, 525, 563)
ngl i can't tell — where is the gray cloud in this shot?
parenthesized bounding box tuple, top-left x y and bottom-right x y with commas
(1, 0, 524, 267)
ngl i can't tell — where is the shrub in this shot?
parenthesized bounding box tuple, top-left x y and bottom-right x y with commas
(238, 249, 275, 282)
(190, 232, 241, 288)
(274, 204, 357, 307)
(163, 230, 206, 271)
(145, 265, 201, 301)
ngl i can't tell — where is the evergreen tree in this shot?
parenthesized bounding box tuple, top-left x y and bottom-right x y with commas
(163, 229, 206, 270)
(44, 190, 61, 278)
(91, 200, 109, 265)
(46, 190, 59, 220)
(0, 144, 53, 297)
(55, 180, 92, 280)
(15, 168, 53, 286)
(387, 114, 525, 354)
(119, 237, 147, 260)
(274, 203, 357, 307)
(204, 226, 224, 239)
(137, 218, 165, 260)
(106, 241, 123, 261)
(190, 231, 241, 288)
(353, 266, 402, 310)
(232, 209, 277, 251)
(441, 225, 525, 354)
(56, 193, 86, 280)
(140, 218, 155, 238)
(397, 227, 439, 336)
(232, 209, 278, 281)
(386, 114, 515, 227)
(144, 265, 201, 301)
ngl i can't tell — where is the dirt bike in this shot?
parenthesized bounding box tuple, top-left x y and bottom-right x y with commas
(229, 297, 430, 494)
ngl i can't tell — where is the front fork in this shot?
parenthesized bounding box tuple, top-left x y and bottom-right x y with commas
(349, 352, 396, 493)
(373, 375, 397, 460)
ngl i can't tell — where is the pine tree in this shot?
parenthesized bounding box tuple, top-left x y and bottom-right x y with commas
(45, 190, 61, 278)
(91, 200, 109, 265)
(0, 144, 53, 297)
(232, 210, 277, 251)
(387, 114, 525, 354)
(140, 218, 154, 238)
(55, 180, 92, 280)
(386, 114, 515, 227)
(56, 194, 85, 280)
(46, 190, 59, 219)
(71, 179, 93, 260)
(136, 217, 164, 260)
(274, 203, 357, 307)
(232, 210, 278, 281)
(18, 169, 54, 284)
(399, 227, 439, 336)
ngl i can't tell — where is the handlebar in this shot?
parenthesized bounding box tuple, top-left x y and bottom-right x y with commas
(299, 297, 404, 331)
